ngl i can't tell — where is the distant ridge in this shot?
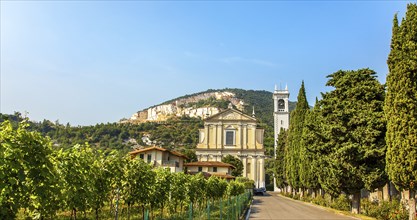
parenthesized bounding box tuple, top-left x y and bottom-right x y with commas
(123, 88, 296, 126)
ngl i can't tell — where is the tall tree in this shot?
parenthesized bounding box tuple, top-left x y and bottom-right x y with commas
(222, 155, 243, 177)
(150, 168, 172, 219)
(318, 69, 387, 214)
(206, 176, 227, 202)
(385, 4, 417, 220)
(169, 172, 189, 213)
(285, 81, 309, 193)
(0, 121, 61, 219)
(122, 157, 154, 220)
(187, 173, 207, 212)
(300, 99, 321, 195)
(272, 128, 288, 191)
(90, 150, 119, 220)
(58, 144, 96, 219)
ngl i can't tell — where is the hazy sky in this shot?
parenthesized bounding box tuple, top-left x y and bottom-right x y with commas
(1, 1, 410, 125)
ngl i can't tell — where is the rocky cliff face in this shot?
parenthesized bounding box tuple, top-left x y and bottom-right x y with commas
(126, 91, 245, 123)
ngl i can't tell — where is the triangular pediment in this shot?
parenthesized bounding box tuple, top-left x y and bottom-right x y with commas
(205, 108, 257, 122)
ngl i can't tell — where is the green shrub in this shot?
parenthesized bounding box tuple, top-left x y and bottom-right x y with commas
(235, 177, 254, 189)
(361, 199, 379, 217)
(312, 195, 328, 207)
(361, 198, 409, 220)
(281, 192, 293, 199)
(330, 194, 350, 211)
(387, 202, 408, 220)
(301, 195, 312, 202)
(265, 184, 274, 191)
(293, 193, 300, 200)
(324, 194, 333, 207)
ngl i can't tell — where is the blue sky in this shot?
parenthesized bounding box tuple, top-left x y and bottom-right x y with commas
(1, 1, 411, 125)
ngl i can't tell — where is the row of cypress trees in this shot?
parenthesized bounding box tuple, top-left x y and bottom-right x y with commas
(274, 3, 416, 219)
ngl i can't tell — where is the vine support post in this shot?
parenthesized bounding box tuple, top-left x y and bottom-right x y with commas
(207, 200, 210, 220)
(188, 202, 193, 220)
(115, 188, 120, 220)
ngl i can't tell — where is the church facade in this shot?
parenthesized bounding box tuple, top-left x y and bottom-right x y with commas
(195, 105, 266, 188)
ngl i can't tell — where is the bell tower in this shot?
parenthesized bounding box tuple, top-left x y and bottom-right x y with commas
(273, 84, 290, 191)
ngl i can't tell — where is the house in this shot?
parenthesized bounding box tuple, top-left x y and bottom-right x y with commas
(195, 104, 266, 187)
(129, 146, 188, 173)
(185, 161, 235, 180)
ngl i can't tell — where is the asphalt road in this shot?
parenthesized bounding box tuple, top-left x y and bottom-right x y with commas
(249, 193, 357, 220)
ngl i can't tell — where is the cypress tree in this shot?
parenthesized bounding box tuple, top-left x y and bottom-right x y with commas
(285, 81, 309, 195)
(274, 128, 288, 191)
(385, 4, 417, 220)
(300, 98, 321, 196)
(318, 69, 386, 214)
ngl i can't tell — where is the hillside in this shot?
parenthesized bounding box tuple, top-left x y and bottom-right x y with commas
(121, 88, 296, 156)
(124, 88, 296, 127)
(0, 89, 296, 156)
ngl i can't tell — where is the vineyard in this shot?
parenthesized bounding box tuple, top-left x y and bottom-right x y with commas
(1, 121, 252, 220)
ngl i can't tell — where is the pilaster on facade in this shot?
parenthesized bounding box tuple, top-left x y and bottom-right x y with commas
(204, 126, 209, 146)
(217, 124, 222, 149)
(242, 157, 248, 178)
(259, 157, 265, 188)
(251, 156, 258, 187)
(214, 125, 217, 149)
(243, 124, 248, 149)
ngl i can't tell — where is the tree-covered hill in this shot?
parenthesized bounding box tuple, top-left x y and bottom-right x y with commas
(1, 88, 296, 156)
(152, 88, 296, 127)
(0, 113, 200, 156)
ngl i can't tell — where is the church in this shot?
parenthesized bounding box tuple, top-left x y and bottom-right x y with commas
(195, 104, 266, 188)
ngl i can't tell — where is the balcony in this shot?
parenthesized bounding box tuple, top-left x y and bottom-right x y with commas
(162, 160, 180, 168)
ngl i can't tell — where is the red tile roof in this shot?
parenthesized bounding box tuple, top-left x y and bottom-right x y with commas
(211, 173, 236, 179)
(184, 161, 235, 169)
(187, 171, 235, 179)
(129, 146, 188, 159)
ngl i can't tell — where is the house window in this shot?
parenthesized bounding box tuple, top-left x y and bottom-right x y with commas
(147, 154, 152, 163)
(225, 130, 235, 145)
(198, 167, 202, 172)
(139, 154, 144, 159)
(213, 167, 217, 172)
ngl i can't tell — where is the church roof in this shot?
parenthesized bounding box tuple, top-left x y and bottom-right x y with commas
(204, 107, 257, 122)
